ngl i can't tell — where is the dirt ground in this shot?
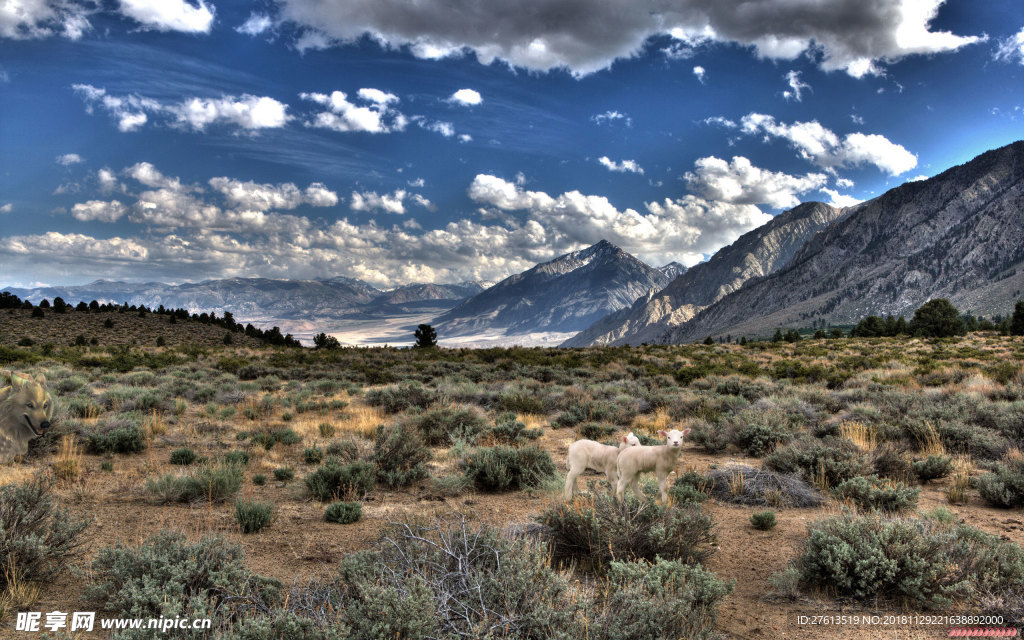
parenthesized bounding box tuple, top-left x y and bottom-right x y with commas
(6, 422, 1024, 640)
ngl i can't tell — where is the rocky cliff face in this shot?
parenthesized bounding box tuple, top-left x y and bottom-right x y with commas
(562, 201, 846, 346)
(660, 140, 1024, 343)
(433, 240, 671, 338)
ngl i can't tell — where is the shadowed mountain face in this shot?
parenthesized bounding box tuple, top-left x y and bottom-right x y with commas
(2, 278, 483, 322)
(562, 201, 846, 347)
(433, 240, 671, 339)
(658, 140, 1024, 343)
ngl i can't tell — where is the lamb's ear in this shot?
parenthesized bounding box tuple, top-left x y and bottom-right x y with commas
(34, 374, 46, 386)
(657, 429, 668, 437)
(681, 428, 692, 437)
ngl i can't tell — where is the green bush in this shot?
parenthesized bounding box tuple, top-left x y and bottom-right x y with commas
(0, 474, 89, 592)
(911, 454, 953, 483)
(273, 466, 295, 483)
(324, 501, 361, 524)
(831, 476, 920, 512)
(976, 460, 1024, 508)
(750, 511, 777, 530)
(463, 444, 556, 492)
(412, 407, 487, 445)
(304, 457, 376, 501)
(371, 423, 431, 488)
(236, 499, 274, 533)
(790, 513, 1024, 608)
(540, 494, 716, 571)
(169, 447, 196, 465)
(88, 424, 147, 454)
(145, 462, 244, 503)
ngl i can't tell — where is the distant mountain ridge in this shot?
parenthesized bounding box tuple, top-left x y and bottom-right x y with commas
(562, 201, 847, 346)
(433, 240, 671, 340)
(657, 140, 1024, 343)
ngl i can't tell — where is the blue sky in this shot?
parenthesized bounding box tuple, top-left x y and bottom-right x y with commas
(1, 0, 1023, 288)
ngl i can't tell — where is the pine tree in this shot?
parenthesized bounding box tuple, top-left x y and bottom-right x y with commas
(414, 324, 438, 348)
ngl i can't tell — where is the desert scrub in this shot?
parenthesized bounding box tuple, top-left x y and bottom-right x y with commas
(324, 501, 361, 524)
(371, 423, 431, 488)
(787, 513, 1024, 609)
(235, 499, 274, 533)
(169, 447, 196, 465)
(145, 462, 244, 503)
(0, 474, 89, 591)
(750, 511, 777, 530)
(304, 457, 376, 501)
(831, 475, 920, 512)
(540, 494, 716, 571)
(85, 530, 267, 638)
(411, 406, 487, 445)
(584, 558, 733, 640)
(364, 381, 436, 413)
(976, 459, 1024, 508)
(764, 436, 872, 489)
(462, 444, 556, 492)
(705, 465, 822, 508)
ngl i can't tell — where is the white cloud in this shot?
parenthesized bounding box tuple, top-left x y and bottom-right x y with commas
(236, 12, 272, 36)
(449, 88, 482, 106)
(71, 199, 127, 222)
(274, 0, 981, 77)
(0, 203, 12, 214)
(598, 156, 645, 175)
(994, 27, 1024, 64)
(56, 153, 83, 165)
(692, 65, 705, 83)
(0, 0, 91, 40)
(819, 188, 863, 207)
(684, 156, 827, 209)
(740, 113, 917, 175)
(591, 110, 631, 126)
(118, 0, 215, 34)
(300, 90, 406, 133)
(74, 84, 290, 132)
(782, 70, 809, 101)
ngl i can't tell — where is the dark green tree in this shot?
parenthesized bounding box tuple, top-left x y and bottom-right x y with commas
(909, 298, 966, 338)
(313, 332, 341, 349)
(414, 324, 438, 348)
(1011, 300, 1024, 336)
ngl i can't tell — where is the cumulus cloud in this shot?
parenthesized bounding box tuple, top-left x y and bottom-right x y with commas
(449, 88, 482, 106)
(684, 156, 827, 209)
(236, 12, 272, 35)
(0, 0, 91, 40)
(739, 113, 917, 175)
(300, 90, 406, 133)
(994, 27, 1024, 64)
(592, 110, 631, 126)
(118, 0, 215, 33)
(273, 0, 981, 77)
(74, 84, 290, 132)
(820, 188, 863, 207)
(71, 199, 127, 222)
(598, 156, 645, 175)
(56, 153, 83, 165)
(782, 70, 809, 101)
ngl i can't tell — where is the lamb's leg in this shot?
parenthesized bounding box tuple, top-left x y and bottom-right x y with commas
(564, 465, 582, 500)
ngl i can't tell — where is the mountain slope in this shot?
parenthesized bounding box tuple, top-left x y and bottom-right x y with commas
(562, 201, 846, 346)
(433, 240, 670, 339)
(660, 140, 1024, 343)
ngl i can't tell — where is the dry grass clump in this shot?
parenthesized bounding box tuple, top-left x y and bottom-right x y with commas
(706, 465, 823, 508)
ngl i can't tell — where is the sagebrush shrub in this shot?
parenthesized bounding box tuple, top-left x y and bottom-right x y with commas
(304, 457, 376, 501)
(324, 501, 361, 524)
(462, 444, 556, 492)
(0, 474, 89, 591)
(236, 499, 274, 533)
(540, 494, 716, 571)
(372, 423, 431, 488)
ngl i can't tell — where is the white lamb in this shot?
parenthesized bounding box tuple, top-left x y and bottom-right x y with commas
(615, 428, 692, 503)
(563, 432, 641, 499)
